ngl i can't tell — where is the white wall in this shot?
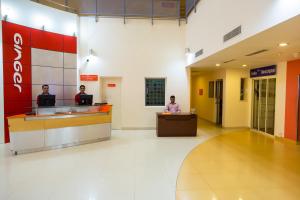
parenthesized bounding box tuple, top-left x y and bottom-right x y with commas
(223, 68, 250, 128)
(79, 17, 187, 129)
(1, 0, 77, 36)
(274, 62, 287, 137)
(186, 0, 300, 64)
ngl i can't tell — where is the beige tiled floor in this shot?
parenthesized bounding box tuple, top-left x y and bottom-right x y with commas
(176, 130, 300, 200)
(0, 127, 216, 200)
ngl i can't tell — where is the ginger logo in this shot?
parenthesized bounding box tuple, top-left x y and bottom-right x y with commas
(13, 33, 23, 93)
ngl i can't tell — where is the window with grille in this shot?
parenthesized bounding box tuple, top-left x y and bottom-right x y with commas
(145, 78, 165, 106)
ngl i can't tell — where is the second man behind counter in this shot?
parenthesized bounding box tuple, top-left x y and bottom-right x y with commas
(75, 85, 93, 106)
(37, 84, 56, 107)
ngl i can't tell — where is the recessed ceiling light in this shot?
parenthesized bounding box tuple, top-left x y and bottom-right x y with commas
(279, 42, 288, 47)
(216, 63, 221, 67)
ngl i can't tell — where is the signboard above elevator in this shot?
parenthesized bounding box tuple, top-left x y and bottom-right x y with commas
(250, 65, 276, 78)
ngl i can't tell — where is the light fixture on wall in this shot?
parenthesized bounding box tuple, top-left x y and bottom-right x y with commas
(185, 48, 191, 56)
(3, 14, 8, 21)
(242, 64, 247, 68)
(89, 49, 94, 56)
(185, 48, 195, 65)
(216, 63, 221, 67)
(86, 49, 95, 62)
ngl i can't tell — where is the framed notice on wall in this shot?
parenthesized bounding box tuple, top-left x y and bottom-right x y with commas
(107, 83, 116, 87)
(199, 89, 203, 95)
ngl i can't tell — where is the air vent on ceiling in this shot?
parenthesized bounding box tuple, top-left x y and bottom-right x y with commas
(246, 49, 269, 56)
(195, 49, 204, 57)
(223, 25, 242, 42)
(223, 59, 236, 64)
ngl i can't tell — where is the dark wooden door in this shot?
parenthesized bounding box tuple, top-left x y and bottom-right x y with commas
(215, 79, 223, 126)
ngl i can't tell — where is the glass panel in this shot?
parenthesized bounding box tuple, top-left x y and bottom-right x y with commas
(126, 0, 152, 17)
(98, 0, 124, 16)
(79, 0, 97, 15)
(252, 80, 259, 130)
(77, 0, 180, 18)
(266, 78, 276, 135)
(32, 106, 102, 116)
(153, 0, 179, 18)
(186, 0, 200, 16)
(259, 79, 267, 132)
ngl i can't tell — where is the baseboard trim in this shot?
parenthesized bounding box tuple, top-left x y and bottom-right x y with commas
(223, 127, 250, 130)
(121, 127, 156, 130)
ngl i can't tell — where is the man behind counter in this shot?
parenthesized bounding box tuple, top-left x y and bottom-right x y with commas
(37, 84, 56, 107)
(164, 95, 181, 113)
(75, 85, 93, 105)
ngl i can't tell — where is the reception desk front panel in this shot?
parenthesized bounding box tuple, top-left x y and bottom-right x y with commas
(8, 106, 112, 154)
(156, 113, 197, 137)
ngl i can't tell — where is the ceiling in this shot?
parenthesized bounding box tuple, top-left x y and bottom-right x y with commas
(190, 14, 300, 72)
(31, 0, 187, 19)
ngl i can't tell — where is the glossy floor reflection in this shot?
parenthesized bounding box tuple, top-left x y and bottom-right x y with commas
(176, 130, 300, 200)
(0, 125, 217, 200)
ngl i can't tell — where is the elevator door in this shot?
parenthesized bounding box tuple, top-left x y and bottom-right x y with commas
(252, 78, 276, 135)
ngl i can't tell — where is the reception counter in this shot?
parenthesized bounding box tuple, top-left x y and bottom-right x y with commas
(156, 112, 197, 137)
(7, 105, 112, 155)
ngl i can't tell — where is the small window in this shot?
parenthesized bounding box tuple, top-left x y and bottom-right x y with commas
(209, 81, 214, 98)
(240, 78, 248, 101)
(145, 78, 165, 106)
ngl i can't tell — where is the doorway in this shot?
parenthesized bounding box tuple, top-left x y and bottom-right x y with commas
(215, 79, 223, 126)
(100, 77, 122, 129)
(252, 78, 276, 135)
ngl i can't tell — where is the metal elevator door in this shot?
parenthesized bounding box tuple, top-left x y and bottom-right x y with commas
(252, 78, 276, 135)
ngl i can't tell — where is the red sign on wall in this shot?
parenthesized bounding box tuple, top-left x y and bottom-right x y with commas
(2, 21, 33, 143)
(80, 75, 98, 81)
(199, 89, 203, 95)
(107, 83, 116, 87)
(2, 21, 77, 143)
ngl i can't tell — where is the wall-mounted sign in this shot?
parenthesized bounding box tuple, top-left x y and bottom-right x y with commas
(250, 65, 276, 78)
(80, 75, 98, 81)
(2, 21, 77, 143)
(107, 83, 116, 87)
(199, 89, 203, 96)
